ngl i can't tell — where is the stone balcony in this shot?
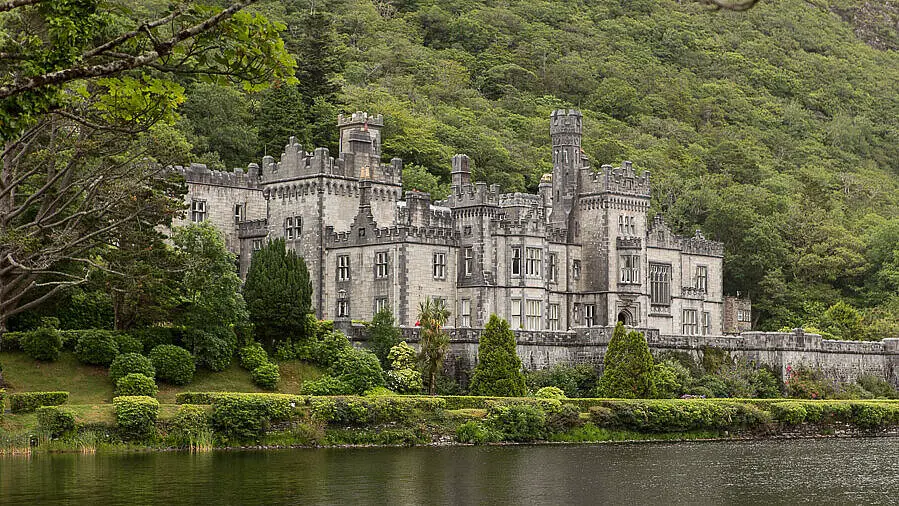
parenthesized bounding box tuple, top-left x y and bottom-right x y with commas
(681, 286, 707, 300)
(616, 236, 642, 249)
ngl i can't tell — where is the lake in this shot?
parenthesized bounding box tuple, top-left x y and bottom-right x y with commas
(1, 438, 896, 505)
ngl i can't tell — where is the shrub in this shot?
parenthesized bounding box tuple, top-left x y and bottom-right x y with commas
(0, 389, 5, 418)
(366, 307, 402, 368)
(857, 375, 898, 399)
(211, 395, 294, 442)
(114, 396, 160, 441)
(130, 327, 177, 353)
(9, 391, 69, 413)
(116, 373, 158, 397)
(300, 375, 354, 395)
(596, 323, 656, 398)
(252, 363, 281, 390)
(771, 401, 808, 425)
(652, 360, 691, 398)
(239, 342, 269, 371)
(536, 386, 567, 399)
(309, 396, 446, 425)
(386, 342, 423, 394)
(114, 333, 144, 355)
(546, 403, 583, 432)
(469, 314, 527, 397)
(149, 345, 195, 385)
(525, 363, 599, 398)
(109, 353, 155, 383)
(75, 330, 120, 366)
(785, 366, 833, 399)
(273, 340, 296, 361)
(456, 421, 498, 444)
(599, 400, 771, 432)
(167, 404, 211, 447)
(36, 406, 76, 437)
(329, 348, 385, 394)
(20, 328, 63, 362)
(696, 375, 730, 398)
(364, 386, 395, 396)
(485, 402, 546, 442)
(312, 331, 352, 367)
(184, 327, 236, 372)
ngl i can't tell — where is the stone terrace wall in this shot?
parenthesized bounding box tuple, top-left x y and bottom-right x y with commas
(340, 323, 899, 387)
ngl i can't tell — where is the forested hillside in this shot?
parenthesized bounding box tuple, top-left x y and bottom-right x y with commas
(175, 0, 899, 334)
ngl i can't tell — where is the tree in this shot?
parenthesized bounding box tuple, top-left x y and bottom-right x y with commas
(417, 297, 450, 395)
(469, 314, 526, 397)
(386, 341, 423, 394)
(243, 238, 313, 347)
(818, 301, 866, 341)
(596, 323, 656, 399)
(367, 306, 402, 368)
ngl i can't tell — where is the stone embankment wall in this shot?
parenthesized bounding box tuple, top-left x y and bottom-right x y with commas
(340, 323, 899, 387)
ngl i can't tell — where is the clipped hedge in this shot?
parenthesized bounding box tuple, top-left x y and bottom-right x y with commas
(149, 345, 195, 385)
(175, 392, 305, 406)
(309, 396, 447, 425)
(9, 391, 69, 413)
(114, 333, 144, 355)
(769, 400, 899, 429)
(300, 375, 354, 396)
(252, 363, 281, 390)
(166, 404, 212, 448)
(116, 373, 158, 397)
(20, 328, 63, 361)
(75, 330, 120, 366)
(114, 396, 160, 441)
(36, 406, 76, 437)
(211, 395, 297, 442)
(109, 353, 155, 383)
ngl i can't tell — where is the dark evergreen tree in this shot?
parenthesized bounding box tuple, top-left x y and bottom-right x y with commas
(469, 314, 527, 397)
(243, 239, 313, 347)
(366, 307, 402, 368)
(596, 323, 656, 398)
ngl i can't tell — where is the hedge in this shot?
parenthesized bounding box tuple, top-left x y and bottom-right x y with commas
(9, 391, 69, 413)
(251, 363, 281, 390)
(166, 404, 212, 448)
(309, 396, 447, 425)
(36, 406, 76, 437)
(116, 373, 158, 397)
(149, 345, 195, 385)
(20, 328, 64, 361)
(75, 330, 120, 366)
(175, 392, 306, 406)
(114, 396, 160, 441)
(109, 353, 156, 383)
(211, 395, 298, 442)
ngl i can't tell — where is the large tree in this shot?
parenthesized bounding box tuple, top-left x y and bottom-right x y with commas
(596, 323, 657, 399)
(468, 314, 527, 397)
(417, 297, 450, 395)
(0, 0, 296, 330)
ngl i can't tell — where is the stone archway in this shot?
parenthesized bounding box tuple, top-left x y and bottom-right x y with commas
(617, 309, 634, 326)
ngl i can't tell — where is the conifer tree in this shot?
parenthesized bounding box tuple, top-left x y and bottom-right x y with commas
(469, 314, 527, 397)
(367, 307, 402, 368)
(596, 323, 657, 398)
(243, 239, 313, 347)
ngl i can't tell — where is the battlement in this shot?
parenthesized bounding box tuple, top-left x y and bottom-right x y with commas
(680, 229, 725, 257)
(498, 192, 541, 208)
(446, 181, 503, 208)
(325, 223, 458, 248)
(237, 219, 267, 238)
(337, 111, 384, 127)
(550, 109, 583, 139)
(172, 163, 260, 189)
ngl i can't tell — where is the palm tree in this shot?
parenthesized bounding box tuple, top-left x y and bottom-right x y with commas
(417, 297, 451, 395)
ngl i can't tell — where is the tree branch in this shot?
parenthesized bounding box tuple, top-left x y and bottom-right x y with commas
(0, 0, 44, 13)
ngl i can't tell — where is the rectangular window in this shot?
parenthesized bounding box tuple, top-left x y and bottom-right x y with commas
(618, 215, 625, 235)
(511, 247, 522, 277)
(683, 309, 698, 335)
(620, 255, 640, 284)
(285, 216, 302, 240)
(460, 299, 471, 327)
(375, 251, 389, 278)
(548, 303, 560, 330)
(463, 247, 473, 277)
(585, 305, 595, 327)
(695, 265, 708, 292)
(337, 255, 350, 281)
(433, 252, 446, 279)
(737, 309, 744, 322)
(525, 247, 542, 277)
(375, 297, 389, 313)
(573, 303, 582, 324)
(191, 199, 206, 222)
(548, 253, 557, 282)
(234, 203, 245, 224)
(252, 239, 263, 251)
(629, 216, 636, 236)
(337, 300, 349, 318)
(525, 299, 542, 330)
(702, 311, 711, 336)
(649, 263, 671, 305)
(573, 260, 581, 280)
(511, 299, 522, 329)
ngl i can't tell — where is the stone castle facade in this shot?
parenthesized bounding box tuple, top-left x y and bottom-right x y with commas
(174, 110, 750, 336)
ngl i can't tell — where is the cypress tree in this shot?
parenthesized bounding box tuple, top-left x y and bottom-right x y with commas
(243, 239, 313, 347)
(469, 314, 527, 397)
(596, 322, 656, 398)
(367, 307, 402, 369)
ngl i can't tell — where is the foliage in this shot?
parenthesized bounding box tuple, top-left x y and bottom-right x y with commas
(109, 353, 155, 383)
(366, 307, 402, 368)
(115, 373, 158, 397)
(113, 396, 160, 441)
(19, 328, 63, 362)
(595, 400, 772, 432)
(417, 297, 451, 395)
(239, 342, 270, 371)
(456, 421, 500, 444)
(8, 391, 69, 413)
(310, 331, 352, 367)
(596, 324, 656, 398)
(525, 364, 599, 398)
(251, 363, 281, 391)
(856, 375, 899, 399)
(210, 395, 295, 443)
(536, 386, 567, 399)
(166, 404, 211, 448)
(36, 406, 76, 437)
(485, 402, 547, 442)
(785, 366, 834, 399)
(386, 341, 423, 394)
(74, 330, 120, 366)
(300, 375, 354, 396)
(469, 315, 527, 397)
(817, 301, 867, 341)
(149, 345, 195, 386)
(243, 238, 313, 347)
(652, 360, 693, 398)
(130, 327, 177, 354)
(329, 348, 386, 394)
(183, 327, 237, 372)
(114, 334, 144, 355)
(308, 396, 446, 425)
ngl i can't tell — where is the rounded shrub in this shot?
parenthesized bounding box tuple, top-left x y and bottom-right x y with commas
(113, 396, 159, 441)
(300, 375, 353, 395)
(329, 348, 385, 394)
(20, 328, 63, 362)
(36, 406, 76, 437)
(184, 327, 236, 372)
(312, 331, 352, 367)
(239, 342, 269, 371)
(116, 373, 158, 397)
(535, 386, 567, 399)
(130, 327, 176, 353)
(251, 362, 281, 390)
(149, 345, 195, 385)
(75, 330, 120, 366)
(114, 333, 144, 355)
(109, 353, 155, 383)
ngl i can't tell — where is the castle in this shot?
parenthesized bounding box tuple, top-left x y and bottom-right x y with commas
(173, 110, 752, 336)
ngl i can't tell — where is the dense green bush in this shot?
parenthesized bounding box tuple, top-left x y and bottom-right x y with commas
(525, 363, 599, 398)
(596, 323, 656, 398)
(116, 373, 158, 397)
(167, 404, 211, 448)
(114, 396, 160, 441)
(0, 389, 5, 419)
(857, 375, 898, 399)
(114, 333, 144, 355)
(366, 307, 402, 368)
(109, 353, 155, 383)
(329, 348, 385, 394)
(75, 330, 120, 366)
(130, 327, 177, 353)
(535, 386, 567, 399)
(185, 327, 236, 372)
(239, 342, 269, 371)
(597, 400, 771, 432)
(1, 331, 23, 351)
(652, 360, 692, 398)
(252, 363, 281, 390)
(20, 328, 63, 362)
(485, 402, 546, 442)
(456, 421, 499, 444)
(311, 331, 352, 367)
(546, 403, 583, 432)
(149, 345, 195, 385)
(211, 395, 294, 442)
(309, 396, 446, 425)
(385, 341, 423, 394)
(9, 391, 69, 413)
(299, 375, 354, 395)
(469, 315, 527, 397)
(36, 406, 76, 437)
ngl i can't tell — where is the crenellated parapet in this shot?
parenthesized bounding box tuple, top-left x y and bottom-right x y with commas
(647, 215, 724, 257)
(325, 223, 459, 248)
(446, 181, 502, 208)
(237, 219, 268, 238)
(172, 163, 260, 188)
(578, 161, 651, 197)
(680, 229, 724, 257)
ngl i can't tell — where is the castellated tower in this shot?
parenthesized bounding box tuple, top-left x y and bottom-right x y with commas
(338, 112, 383, 178)
(548, 109, 583, 229)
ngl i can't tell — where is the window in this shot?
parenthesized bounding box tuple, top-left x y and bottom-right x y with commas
(464, 225, 472, 235)
(525, 299, 542, 330)
(375, 251, 389, 278)
(375, 297, 389, 313)
(548, 303, 560, 330)
(511, 299, 522, 329)
(234, 203, 245, 224)
(585, 305, 595, 327)
(511, 247, 522, 277)
(737, 309, 751, 322)
(618, 215, 636, 236)
(572, 260, 581, 280)
(337, 255, 350, 281)
(285, 216, 302, 240)
(191, 199, 206, 222)
(548, 253, 557, 282)
(460, 299, 471, 327)
(620, 255, 640, 284)
(433, 252, 446, 279)
(463, 247, 473, 277)
(683, 309, 698, 335)
(649, 263, 671, 305)
(252, 239, 263, 251)
(337, 300, 349, 318)
(525, 247, 542, 277)
(573, 304, 582, 324)
(695, 265, 708, 292)
(702, 311, 711, 336)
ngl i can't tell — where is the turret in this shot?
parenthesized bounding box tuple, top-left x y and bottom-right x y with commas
(548, 109, 583, 227)
(451, 154, 471, 188)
